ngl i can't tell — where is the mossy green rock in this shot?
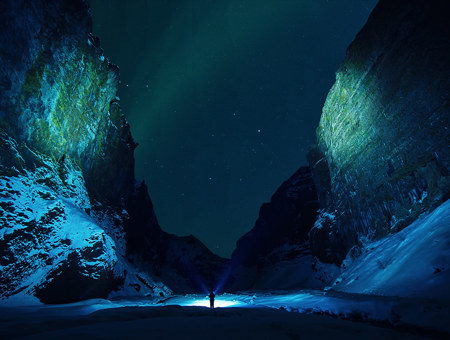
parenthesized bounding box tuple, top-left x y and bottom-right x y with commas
(309, 0, 450, 264)
(0, 0, 228, 302)
(0, 0, 135, 205)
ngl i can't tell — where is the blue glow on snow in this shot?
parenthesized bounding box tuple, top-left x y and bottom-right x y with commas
(185, 298, 241, 308)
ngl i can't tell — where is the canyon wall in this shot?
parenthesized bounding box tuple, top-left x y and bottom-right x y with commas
(0, 0, 135, 206)
(228, 167, 321, 290)
(0, 0, 225, 303)
(308, 0, 450, 264)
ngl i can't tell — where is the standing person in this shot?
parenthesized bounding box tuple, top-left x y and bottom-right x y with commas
(209, 291, 215, 308)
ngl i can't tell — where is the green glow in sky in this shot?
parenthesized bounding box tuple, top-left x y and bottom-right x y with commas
(89, 0, 377, 257)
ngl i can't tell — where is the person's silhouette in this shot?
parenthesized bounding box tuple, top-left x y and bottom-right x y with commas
(209, 291, 215, 308)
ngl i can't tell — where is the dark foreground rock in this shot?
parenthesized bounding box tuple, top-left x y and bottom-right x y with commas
(308, 0, 450, 264)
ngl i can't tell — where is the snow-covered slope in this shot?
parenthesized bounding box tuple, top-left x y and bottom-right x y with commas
(229, 197, 450, 302)
(332, 199, 450, 300)
(0, 132, 170, 304)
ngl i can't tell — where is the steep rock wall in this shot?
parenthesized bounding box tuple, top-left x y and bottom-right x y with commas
(232, 167, 318, 266)
(0, 0, 226, 302)
(228, 167, 320, 290)
(125, 181, 228, 294)
(0, 0, 135, 205)
(308, 0, 450, 264)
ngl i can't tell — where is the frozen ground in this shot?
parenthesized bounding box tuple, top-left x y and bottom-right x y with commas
(1, 183, 448, 339)
(0, 291, 448, 339)
(333, 199, 450, 300)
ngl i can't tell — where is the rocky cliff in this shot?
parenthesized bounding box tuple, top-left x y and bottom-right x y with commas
(0, 0, 135, 206)
(0, 0, 225, 303)
(308, 0, 450, 265)
(228, 167, 321, 290)
(228, 0, 450, 293)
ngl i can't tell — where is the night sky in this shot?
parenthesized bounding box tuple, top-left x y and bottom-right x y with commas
(88, 0, 377, 258)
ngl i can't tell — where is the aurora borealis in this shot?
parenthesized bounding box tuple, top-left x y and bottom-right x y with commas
(88, 0, 377, 257)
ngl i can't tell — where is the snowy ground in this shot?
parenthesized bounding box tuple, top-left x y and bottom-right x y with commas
(333, 199, 450, 300)
(0, 291, 448, 339)
(1, 181, 448, 338)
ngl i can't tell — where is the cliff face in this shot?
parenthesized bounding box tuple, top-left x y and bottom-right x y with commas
(228, 167, 321, 290)
(0, 0, 168, 303)
(0, 0, 135, 205)
(308, 0, 450, 265)
(125, 181, 228, 294)
(0, 0, 225, 303)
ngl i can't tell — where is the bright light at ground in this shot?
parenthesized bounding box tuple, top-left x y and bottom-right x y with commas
(185, 299, 240, 308)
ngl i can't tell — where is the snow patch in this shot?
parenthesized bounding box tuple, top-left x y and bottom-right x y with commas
(333, 199, 450, 300)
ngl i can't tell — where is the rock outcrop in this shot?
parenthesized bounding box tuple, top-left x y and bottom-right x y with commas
(125, 181, 228, 294)
(228, 0, 450, 293)
(0, 130, 170, 303)
(0, 0, 135, 206)
(308, 0, 450, 265)
(228, 167, 320, 290)
(0, 0, 226, 303)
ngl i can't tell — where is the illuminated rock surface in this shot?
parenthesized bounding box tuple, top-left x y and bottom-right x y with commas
(0, 0, 134, 205)
(308, 0, 450, 264)
(0, 0, 225, 303)
(228, 0, 450, 297)
(0, 131, 169, 303)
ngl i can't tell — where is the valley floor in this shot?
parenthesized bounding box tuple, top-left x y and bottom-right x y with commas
(1, 291, 448, 339)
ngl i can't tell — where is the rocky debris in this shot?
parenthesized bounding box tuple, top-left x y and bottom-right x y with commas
(228, 167, 319, 290)
(308, 0, 450, 264)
